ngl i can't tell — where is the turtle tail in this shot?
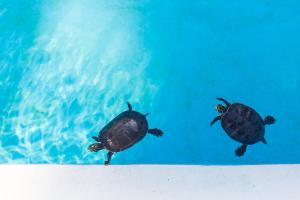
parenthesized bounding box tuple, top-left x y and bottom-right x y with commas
(264, 116, 276, 125)
(261, 137, 267, 145)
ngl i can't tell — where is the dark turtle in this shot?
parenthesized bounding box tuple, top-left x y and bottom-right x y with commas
(88, 102, 163, 165)
(210, 98, 275, 157)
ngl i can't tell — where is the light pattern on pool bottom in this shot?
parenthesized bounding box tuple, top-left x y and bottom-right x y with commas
(0, 0, 300, 165)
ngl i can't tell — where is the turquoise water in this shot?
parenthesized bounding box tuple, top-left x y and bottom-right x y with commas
(0, 0, 299, 165)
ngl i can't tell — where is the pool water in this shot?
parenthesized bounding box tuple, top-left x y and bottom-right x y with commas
(0, 0, 299, 165)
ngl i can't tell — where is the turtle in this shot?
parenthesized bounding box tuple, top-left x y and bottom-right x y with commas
(88, 102, 164, 165)
(210, 98, 275, 157)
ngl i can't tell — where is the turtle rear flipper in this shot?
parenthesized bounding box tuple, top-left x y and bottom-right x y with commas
(235, 144, 247, 157)
(264, 116, 275, 125)
(148, 128, 163, 137)
(127, 102, 132, 111)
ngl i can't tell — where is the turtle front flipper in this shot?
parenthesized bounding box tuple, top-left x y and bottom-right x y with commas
(92, 136, 101, 142)
(210, 116, 221, 126)
(235, 144, 247, 157)
(104, 152, 114, 165)
(216, 98, 231, 107)
(148, 128, 163, 137)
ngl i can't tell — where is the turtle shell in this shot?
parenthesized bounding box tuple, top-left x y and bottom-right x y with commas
(98, 111, 148, 152)
(221, 103, 265, 145)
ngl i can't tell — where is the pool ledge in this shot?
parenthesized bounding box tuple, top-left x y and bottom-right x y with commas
(0, 164, 299, 200)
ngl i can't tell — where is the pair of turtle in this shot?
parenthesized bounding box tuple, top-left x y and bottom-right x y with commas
(89, 99, 275, 165)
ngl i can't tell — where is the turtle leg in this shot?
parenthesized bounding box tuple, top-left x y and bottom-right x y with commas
(104, 151, 114, 165)
(88, 143, 104, 152)
(235, 144, 247, 157)
(210, 116, 221, 126)
(148, 128, 163, 137)
(216, 98, 231, 107)
(264, 116, 276, 125)
(92, 136, 101, 142)
(127, 102, 132, 111)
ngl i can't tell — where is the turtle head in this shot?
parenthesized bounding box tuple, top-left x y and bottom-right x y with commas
(88, 143, 103, 152)
(215, 104, 226, 113)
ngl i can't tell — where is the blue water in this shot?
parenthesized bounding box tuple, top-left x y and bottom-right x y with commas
(0, 0, 299, 165)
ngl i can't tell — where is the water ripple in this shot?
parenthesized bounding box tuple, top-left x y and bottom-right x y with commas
(1, 0, 157, 164)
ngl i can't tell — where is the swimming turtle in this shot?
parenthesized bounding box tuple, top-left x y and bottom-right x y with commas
(210, 98, 275, 157)
(88, 102, 163, 165)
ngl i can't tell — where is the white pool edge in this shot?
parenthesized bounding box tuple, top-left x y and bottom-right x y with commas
(0, 164, 299, 200)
